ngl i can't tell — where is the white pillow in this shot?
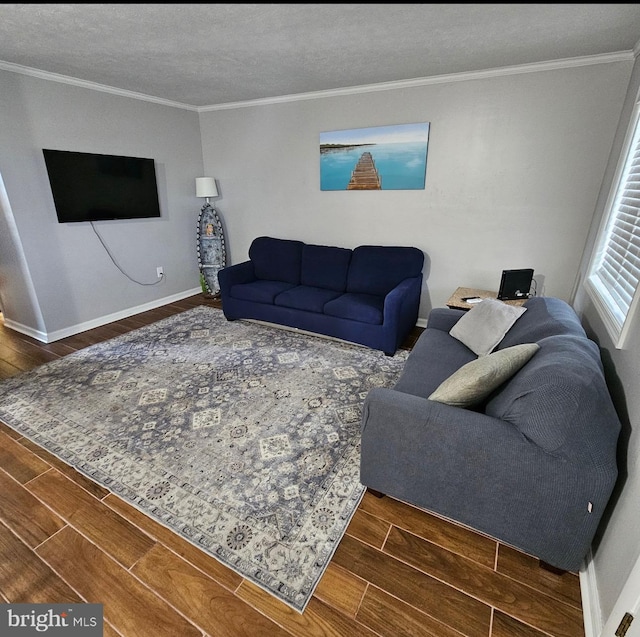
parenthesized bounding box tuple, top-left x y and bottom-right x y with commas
(428, 343, 539, 408)
(449, 298, 527, 356)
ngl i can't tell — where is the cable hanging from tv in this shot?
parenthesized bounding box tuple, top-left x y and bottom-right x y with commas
(90, 222, 164, 286)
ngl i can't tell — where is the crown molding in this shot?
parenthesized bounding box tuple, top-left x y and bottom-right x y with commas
(0, 51, 634, 113)
(199, 51, 634, 112)
(0, 60, 198, 111)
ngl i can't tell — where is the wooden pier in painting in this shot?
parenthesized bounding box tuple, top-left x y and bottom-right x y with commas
(347, 151, 381, 190)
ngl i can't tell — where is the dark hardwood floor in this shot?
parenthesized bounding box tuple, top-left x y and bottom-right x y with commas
(0, 295, 584, 637)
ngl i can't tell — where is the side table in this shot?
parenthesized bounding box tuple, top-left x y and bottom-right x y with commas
(446, 287, 527, 311)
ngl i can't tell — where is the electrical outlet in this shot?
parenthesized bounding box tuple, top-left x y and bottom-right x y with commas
(156, 266, 164, 278)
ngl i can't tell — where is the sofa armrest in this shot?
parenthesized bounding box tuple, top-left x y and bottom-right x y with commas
(383, 275, 421, 310)
(383, 274, 422, 321)
(426, 307, 465, 332)
(379, 275, 423, 353)
(218, 261, 255, 297)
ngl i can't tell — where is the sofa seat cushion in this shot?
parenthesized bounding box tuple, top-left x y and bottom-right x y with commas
(323, 292, 384, 325)
(230, 280, 295, 304)
(249, 236, 304, 285)
(274, 286, 342, 313)
(301, 244, 352, 291)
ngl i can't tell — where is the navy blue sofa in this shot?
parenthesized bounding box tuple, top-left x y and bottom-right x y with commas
(218, 236, 424, 355)
(360, 297, 621, 572)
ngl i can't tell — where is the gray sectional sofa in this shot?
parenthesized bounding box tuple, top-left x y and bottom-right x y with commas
(359, 296, 621, 572)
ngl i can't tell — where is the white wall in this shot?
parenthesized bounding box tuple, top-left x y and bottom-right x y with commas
(199, 61, 632, 318)
(574, 54, 640, 629)
(0, 70, 204, 337)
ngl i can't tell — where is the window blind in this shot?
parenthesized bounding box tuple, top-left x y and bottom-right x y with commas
(590, 107, 640, 329)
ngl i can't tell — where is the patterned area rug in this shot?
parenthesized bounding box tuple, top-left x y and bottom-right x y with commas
(0, 307, 407, 611)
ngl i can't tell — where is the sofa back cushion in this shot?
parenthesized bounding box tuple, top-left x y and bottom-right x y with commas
(347, 246, 424, 296)
(394, 329, 477, 399)
(249, 236, 304, 285)
(301, 244, 352, 291)
(485, 334, 620, 458)
(496, 296, 586, 349)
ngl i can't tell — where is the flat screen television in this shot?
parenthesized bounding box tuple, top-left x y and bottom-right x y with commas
(43, 149, 161, 223)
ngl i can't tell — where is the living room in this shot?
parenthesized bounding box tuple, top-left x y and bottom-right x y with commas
(1, 5, 640, 637)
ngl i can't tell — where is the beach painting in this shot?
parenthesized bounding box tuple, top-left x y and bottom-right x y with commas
(320, 122, 430, 191)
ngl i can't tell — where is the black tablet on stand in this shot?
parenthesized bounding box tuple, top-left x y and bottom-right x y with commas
(497, 269, 534, 300)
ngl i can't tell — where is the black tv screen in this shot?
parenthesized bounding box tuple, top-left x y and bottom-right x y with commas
(43, 149, 161, 223)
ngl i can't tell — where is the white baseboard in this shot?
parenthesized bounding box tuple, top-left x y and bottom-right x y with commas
(5, 301, 427, 343)
(2, 317, 48, 343)
(580, 550, 603, 637)
(5, 287, 202, 343)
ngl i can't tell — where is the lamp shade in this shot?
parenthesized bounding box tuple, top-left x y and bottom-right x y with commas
(195, 177, 219, 198)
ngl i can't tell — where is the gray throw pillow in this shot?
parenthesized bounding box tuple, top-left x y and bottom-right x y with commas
(428, 343, 540, 408)
(449, 298, 527, 356)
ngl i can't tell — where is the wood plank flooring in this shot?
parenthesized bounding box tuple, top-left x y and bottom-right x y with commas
(0, 295, 584, 637)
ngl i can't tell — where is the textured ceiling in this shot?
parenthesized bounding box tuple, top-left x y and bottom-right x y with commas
(1, 4, 639, 108)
